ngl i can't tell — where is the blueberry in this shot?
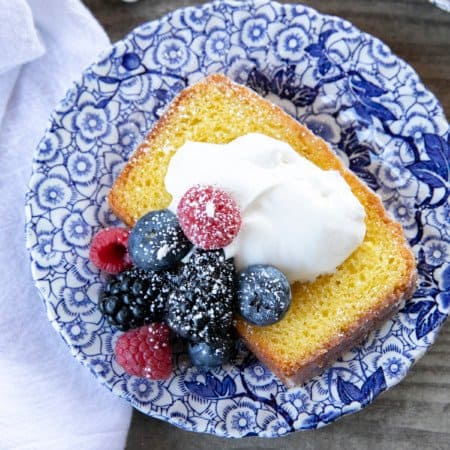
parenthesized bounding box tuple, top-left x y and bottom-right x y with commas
(128, 209, 192, 271)
(237, 264, 291, 326)
(188, 336, 236, 370)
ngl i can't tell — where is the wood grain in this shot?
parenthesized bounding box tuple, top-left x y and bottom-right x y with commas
(82, 1, 450, 448)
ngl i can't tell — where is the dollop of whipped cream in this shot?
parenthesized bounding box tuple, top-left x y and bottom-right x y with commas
(165, 133, 366, 283)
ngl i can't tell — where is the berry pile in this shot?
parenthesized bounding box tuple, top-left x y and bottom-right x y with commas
(90, 185, 292, 380)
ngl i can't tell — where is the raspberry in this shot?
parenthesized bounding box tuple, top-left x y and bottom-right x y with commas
(89, 228, 132, 274)
(115, 323, 172, 380)
(177, 185, 241, 250)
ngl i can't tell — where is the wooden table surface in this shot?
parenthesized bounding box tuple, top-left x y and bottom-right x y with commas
(84, 1, 450, 449)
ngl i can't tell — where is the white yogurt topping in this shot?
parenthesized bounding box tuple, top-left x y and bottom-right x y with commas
(165, 133, 366, 283)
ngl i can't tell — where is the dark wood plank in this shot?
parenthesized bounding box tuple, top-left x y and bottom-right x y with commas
(125, 322, 450, 450)
(82, 1, 450, 448)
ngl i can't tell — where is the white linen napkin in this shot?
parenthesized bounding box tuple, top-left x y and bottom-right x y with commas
(0, 1, 132, 449)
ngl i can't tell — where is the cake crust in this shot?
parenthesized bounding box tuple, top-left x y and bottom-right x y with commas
(108, 74, 417, 387)
(240, 264, 417, 387)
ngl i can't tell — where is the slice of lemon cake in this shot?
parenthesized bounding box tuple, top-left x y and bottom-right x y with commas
(108, 74, 416, 386)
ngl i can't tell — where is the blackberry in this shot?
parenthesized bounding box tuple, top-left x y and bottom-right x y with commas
(99, 267, 174, 331)
(167, 249, 235, 343)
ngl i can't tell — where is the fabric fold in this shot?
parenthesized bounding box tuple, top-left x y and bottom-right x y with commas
(0, 0, 46, 75)
(0, 1, 132, 449)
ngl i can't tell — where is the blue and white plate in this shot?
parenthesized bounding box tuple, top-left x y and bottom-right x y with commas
(429, 0, 450, 12)
(25, 0, 449, 437)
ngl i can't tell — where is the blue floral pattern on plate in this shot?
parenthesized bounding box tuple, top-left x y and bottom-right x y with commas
(25, 0, 449, 438)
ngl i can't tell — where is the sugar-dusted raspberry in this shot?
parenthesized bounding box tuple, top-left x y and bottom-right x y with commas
(177, 185, 241, 250)
(89, 227, 132, 274)
(115, 323, 172, 380)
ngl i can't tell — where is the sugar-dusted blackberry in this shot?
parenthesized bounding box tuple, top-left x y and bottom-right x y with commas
(166, 249, 236, 343)
(99, 267, 174, 331)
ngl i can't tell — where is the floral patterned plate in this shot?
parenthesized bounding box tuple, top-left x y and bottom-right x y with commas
(25, 0, 449, 438)
(429, 0, 450, 12)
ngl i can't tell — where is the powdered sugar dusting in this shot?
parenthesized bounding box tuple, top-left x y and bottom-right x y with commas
(205, 200, 215, 218)
(166, 249, 235, 343)
(157, 244, 170, 260)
